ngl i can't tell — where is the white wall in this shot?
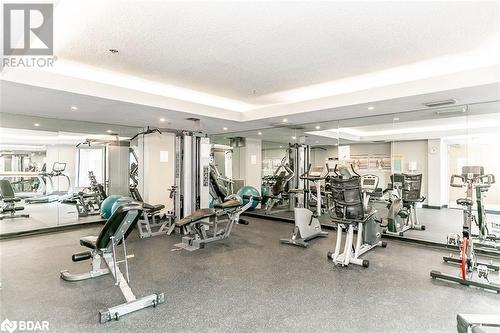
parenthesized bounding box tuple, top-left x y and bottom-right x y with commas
(234, 138, 262, 192)
(138, 133, 175, 213)
(391, 140, 428, 200)
(427, 139, 448, 207)
(262, 148, 287, 176)
(310, 148, 328, 167)
(46, 145, 77, 192)
(107, 144, 130, 196)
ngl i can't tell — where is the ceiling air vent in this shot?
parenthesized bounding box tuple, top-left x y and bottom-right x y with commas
(423, 99, 457, 108)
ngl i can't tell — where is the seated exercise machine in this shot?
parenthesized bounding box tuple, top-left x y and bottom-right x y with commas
(63, 171, 107, 218)
(168, 194, 260, 251)
(26, 162, 72, 204)
(0, 179, 29, 220)
(129, 185, 175, 238)
(431, 166, 499, 293)
(383, 173, 426, 236)
(262, 156, 295, 214)
(280, 165, 328, 247)
(457, 314, 500, 333)
(209, 162, 234, 206)
(60, 203, 164, 323)
(327, 165, 386, 268)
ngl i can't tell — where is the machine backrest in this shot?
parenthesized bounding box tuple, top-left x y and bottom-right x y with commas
(402, 173, 423, 201)
(96, 203, 143, 250)
(330, 177, 365, 220)
(390, 173, 405, 190)
(0, 179, 16, 199)
(461, 166, 484, 178)
(272, 171, 287, 195)
(129, 186, 144, 202)
(209, 166, 228, 201)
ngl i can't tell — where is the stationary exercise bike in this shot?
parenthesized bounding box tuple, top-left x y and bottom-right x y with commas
(280, 165, 328, 247)
(431, 166, 500, 293)
(382, 173, 425, 236)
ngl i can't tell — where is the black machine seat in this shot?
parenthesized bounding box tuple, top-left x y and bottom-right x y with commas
(79, 204, 142, 251)
(214, 198, 242, 209)
(457, 198, 473, 206)
(175, 208, 216, 227)
(80, 236, 98, 249)
(142, 202, 165, 212)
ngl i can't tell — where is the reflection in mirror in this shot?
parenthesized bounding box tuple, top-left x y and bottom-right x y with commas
(209, 101, 500, 248)
(0, 112, 140, 236)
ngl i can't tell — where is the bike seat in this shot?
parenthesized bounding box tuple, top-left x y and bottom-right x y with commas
(456, 198, 473, 206)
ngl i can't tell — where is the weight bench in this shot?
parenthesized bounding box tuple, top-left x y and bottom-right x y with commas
(168, 194, 260, 251)
(60, 203, 164, 323)
(457, 314, 500, 333)
(0, 179, 29, 220)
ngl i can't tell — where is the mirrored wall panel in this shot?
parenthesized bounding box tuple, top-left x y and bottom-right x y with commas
(0, 112, 141, 236)
(210, 101, 500, 246)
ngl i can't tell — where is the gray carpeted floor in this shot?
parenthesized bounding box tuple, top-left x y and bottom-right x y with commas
(0, 217, 499, 332)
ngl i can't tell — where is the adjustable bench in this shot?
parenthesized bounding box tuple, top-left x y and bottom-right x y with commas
(0, 179, 29, 220)
(60, 203, 164, 323)
(168, 194, 260, 251)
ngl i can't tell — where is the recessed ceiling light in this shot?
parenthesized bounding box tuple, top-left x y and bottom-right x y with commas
(315, 140, 319, 143)
(107, 129, 113, 133)
(159, 118, 166, 122)
(279, 145, 283, 148)
(223, 127, 228, 131)
(109, 49, 119, 54)
(315, 125, 320, 130)
(258, 132, 262, 135)
(33, 123, 40, 127)
(292, 136, 296, 140)
(70, 105, 78, 111)
(393, 117, 400, 121)
(368, 106, 375, 110)
(283, 118, 288, 123)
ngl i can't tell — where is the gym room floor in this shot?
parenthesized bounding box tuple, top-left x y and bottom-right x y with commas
(1, 217, 498, 333)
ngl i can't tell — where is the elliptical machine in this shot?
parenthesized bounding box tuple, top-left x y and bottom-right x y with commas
(326, 164, 386, 268)
(280, 164, 328, 247)
(431, 166, 500, 293)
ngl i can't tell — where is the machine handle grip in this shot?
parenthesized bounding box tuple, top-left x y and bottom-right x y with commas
(450, 174, 464, 187)
(242, 195, 262, 202)
(72, 251, 92, 262)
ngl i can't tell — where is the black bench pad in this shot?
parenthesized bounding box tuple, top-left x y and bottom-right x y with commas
(175, 208, 215, 227)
